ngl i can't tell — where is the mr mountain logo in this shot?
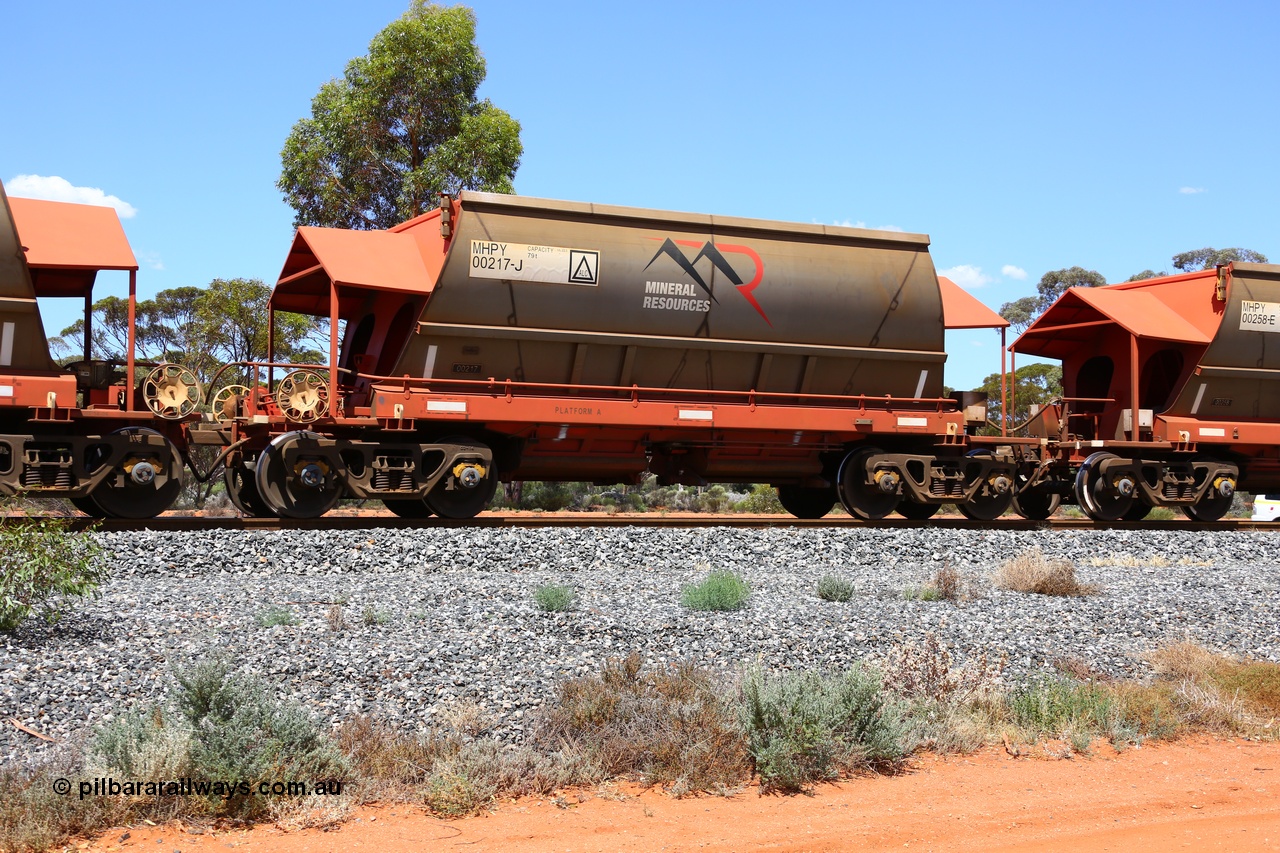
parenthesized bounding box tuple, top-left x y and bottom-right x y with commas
(642, 238, 772, 326)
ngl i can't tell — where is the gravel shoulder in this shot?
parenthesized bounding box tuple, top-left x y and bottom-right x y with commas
(4, 526, 1278, 767)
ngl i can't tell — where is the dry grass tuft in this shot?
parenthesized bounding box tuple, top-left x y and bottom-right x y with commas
(1088, 554, 1171, 568)
(932, 564, 964, 601)
(1147, 641, 1224, 681)
(1148, 642, 1280, 731)
(904, 564, 969, 603)
(537, 653, 749, 794)
(993, 548, 1098, 596)
(1053, 656, 1114, 683)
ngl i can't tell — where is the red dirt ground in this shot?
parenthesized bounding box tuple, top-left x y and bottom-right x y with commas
(78, 737, 1280, 852)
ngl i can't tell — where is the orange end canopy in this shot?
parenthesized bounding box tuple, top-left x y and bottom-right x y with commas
(939, 276, 1009, 329)
(273, 226, 440, 317)
(1015, 286, 1213, 360)
(8, 197, 137, 297)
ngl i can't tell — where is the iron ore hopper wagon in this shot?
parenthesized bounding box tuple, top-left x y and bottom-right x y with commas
(0, 182, 203, 518)
(205, 191, 1014, 520)
(1008, 263, 1280, 522)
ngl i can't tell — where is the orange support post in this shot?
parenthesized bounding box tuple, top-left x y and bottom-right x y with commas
(1000, 327, 1007, 437)
(1009, 346, 1016, 430)
(126, 269, 136, 411)
(267, 305, 275, 392)
(1130, 333, 1140, 441)
(328, 279, 339, 413)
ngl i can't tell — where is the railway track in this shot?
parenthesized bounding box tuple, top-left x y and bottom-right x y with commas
(2, 513, 1276, 533)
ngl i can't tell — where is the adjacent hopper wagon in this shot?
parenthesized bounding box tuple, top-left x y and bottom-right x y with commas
(1010, 263, 1280, 521)
(0, 182, 200, 517)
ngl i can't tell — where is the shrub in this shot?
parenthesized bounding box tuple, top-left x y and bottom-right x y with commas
(903, 585, 941, 602)
(361, 606, 390, 627)
(1006, 678, 1117, 739)
(904, 565, 964, 603)
(537, 653, 747, 794)
(932, 564, 963, 601)
(738, 666, 908, 793)
(736, 484, 785, 514)
(681, 569, 750, 611)
(518, 481, 588, 512)
(882, 633, 1004, 704)
(816, 575, 854, 602)
(0, 515, 108, 631)
(89, 659, 348, 819)
(254, 606, 297, 628)
(1002, 677, 1178, 747)
(992, 548, 1098, 596)
(534, 584, 575, 612)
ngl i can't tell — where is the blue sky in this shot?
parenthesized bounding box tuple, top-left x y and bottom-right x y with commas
(3, 0, 1276, 391)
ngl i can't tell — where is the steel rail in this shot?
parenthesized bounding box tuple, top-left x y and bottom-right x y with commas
(1, 514, 1275, 533)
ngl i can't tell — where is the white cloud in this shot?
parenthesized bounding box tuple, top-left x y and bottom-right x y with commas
(832, 219, 905, 233)
(6, 174, 137, 218)
(1001, 264, 1028, 280)
(136, 251, 164, 271)
(938, 264, 992, 289)
(1178, 186, 1205, 195)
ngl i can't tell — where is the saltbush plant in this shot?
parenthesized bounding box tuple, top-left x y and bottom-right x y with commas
(253, 606, 297, 628)
(534, 584, 576, 612)
(90, 659, 348, 819)
(680, 569, 750, 611)
(0, 515, 108, 631)
(739, 666, 909, 792)
(816, 575, 855, 602)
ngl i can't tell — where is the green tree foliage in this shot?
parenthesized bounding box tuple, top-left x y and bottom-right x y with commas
(996, 296, 1040, 335)
(999, 266, 1107, 334)
(52, 279, 325, 385)
(978, 362, 1063, 432)
(278, 2, 522, 229)
(1172, 247, 1268, 271)
(0, 512, 107, 631)
(1032, 266, 1108, 309)
(1125, 269, 1164, 282)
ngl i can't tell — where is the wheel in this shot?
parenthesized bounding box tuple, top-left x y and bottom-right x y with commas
(1121, 501, 1152, 522)
(958, 494, 1013, 520)
(383, 498, 434, 519)
(776, 486, 836, 519)
(1012, 489, 1061, 521)
(836, 447, 900, 520)
(225, 455, 273, 517)
(70, 496, 106, 518)
(895, 501, 940, 520)
(89, 427, 184, 519)
(1182, 492, 1233, 522)
(1073, 452, 1135, 522)
(424, 437, 497, 519)
(254, 431, 343, 519)
(958, 450, 1014, 521)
